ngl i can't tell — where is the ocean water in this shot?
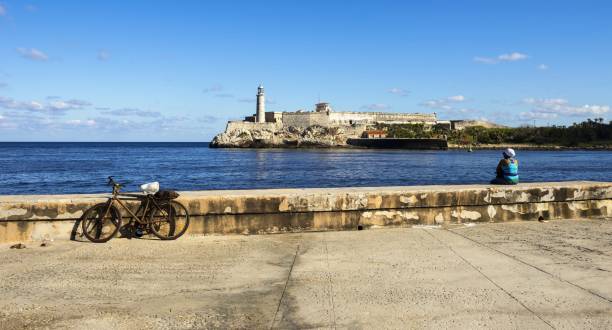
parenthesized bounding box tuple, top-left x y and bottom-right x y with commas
(0, 142, 610, 195)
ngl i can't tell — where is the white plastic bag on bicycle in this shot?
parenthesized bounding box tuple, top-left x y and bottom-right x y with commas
(140, 182, 160, 194)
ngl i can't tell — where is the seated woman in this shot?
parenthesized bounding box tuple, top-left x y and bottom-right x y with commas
(490, 148, 519, 184)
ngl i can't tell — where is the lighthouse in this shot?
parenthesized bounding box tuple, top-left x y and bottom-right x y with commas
(256, 84, 265, 123)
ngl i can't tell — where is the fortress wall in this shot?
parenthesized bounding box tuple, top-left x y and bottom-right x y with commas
(282, 111, 438, 128)
(373, 113, 437, 123)
(1, 181, 610, 243)
(328, 112, 373, 124)
(328, 112, 439, 125)
(281, 112, 330, 128)
(225, 111, 439, 132)
(264, 112, 283, 123)
(226, 121, 280, 132)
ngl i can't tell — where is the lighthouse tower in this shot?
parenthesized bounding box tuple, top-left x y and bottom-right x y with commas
(256, 84, 265, 123)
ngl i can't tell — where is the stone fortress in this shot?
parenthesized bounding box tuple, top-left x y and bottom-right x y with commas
(210, 85, 498, 148)
(228, 84, 441, 131)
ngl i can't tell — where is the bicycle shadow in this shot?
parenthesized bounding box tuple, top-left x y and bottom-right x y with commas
(70, 215, 136, 242)
(70, 216, 87, 242)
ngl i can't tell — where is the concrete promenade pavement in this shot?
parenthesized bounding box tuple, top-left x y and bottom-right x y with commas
(1, 219, 611, 329)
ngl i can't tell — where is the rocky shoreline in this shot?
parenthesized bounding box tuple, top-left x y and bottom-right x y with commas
(210, 125, 355, 148)
(210, 125, 612, 150)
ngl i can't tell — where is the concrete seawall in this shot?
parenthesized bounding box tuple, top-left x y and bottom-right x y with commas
(1, 181, 611, 243)
(347, 138, 448, 149)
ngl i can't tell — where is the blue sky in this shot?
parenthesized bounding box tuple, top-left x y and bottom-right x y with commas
(0, 0, 610, 141)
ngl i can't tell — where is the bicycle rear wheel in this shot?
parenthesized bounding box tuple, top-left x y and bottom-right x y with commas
(149, 200, 190, 240)
(81, 203, 122, 243)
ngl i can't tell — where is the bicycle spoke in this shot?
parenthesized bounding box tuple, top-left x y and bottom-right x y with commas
(81, 203, 121, 243)
(148, 200, 189, 240)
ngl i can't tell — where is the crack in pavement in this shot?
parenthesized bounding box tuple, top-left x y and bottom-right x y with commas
(421, 228, 556, 329)
(270, 244, 300, 330)
(324, 236, 337, 330)
(447, 228, 612, 304)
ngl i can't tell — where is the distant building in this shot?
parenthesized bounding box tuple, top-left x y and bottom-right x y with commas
(315, 102, 332, 113)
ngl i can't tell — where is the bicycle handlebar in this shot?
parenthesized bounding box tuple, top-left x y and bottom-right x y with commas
(107, 176, 124, 189)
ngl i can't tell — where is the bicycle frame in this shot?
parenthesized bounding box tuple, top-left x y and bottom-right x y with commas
(101, 185, 166, 226)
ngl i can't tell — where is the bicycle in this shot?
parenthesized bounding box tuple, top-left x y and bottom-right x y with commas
(81, 176, 190, 243)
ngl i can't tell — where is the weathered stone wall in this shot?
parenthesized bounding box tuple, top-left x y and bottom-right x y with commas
(225, 121, 280, 132)
(328, 112, 374, 124)
(281, 111, 439, 127)
(372, 112, 437, 124)
(330, 112, 437, 125)
(280, 111, 438, 128)
(281, 112, 330, 128)
(1, 181, 610, 243)
(265, 112, 282, 123)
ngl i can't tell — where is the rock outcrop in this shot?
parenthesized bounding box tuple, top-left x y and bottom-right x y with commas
(210, 125, 357, 148)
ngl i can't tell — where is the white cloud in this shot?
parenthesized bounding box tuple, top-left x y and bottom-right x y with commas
(537, 64, 549, 70)
(420, 95, 481, 119)
(0, 82, 7, 88)
(473, 57, 497, 64)
(48, 99, 92, 111)
(498, 52, 528, 61)
(102, 108, 161, 118)
(25, 4, 37, 12)
(66, 119, 97, 127)
(447, 95, 465, 102)
(388, 87, 409, 96)
(520, 97, 609, 120)
(421, 100, 452, 111)
(523, 97, 567, 108)
(421, 95, 466, 111)
(16, 48, 49, 61)
(474, 52, 529, 64)
(198, 115, 222, 123)
(0, 112, 18, 129)
(519, 112, 558, 120)
(0, 96, 43, 111)
(361, 103, 390, 111)
(0, 96, 90, 114)
(97, 50, 110, 61)
(202, 84, 223, 93)
(0, 94, 205, 135)
(0, 4, 6, 16)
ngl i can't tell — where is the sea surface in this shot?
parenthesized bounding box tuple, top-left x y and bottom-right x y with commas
(0, 142, 611, 195)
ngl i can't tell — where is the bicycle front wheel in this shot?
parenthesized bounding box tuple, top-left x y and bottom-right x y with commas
(81, 203, 122, 243)
(149, 200, 190, 240)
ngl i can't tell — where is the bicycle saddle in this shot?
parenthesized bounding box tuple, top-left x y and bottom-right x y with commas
(140, 182, 160, 194)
